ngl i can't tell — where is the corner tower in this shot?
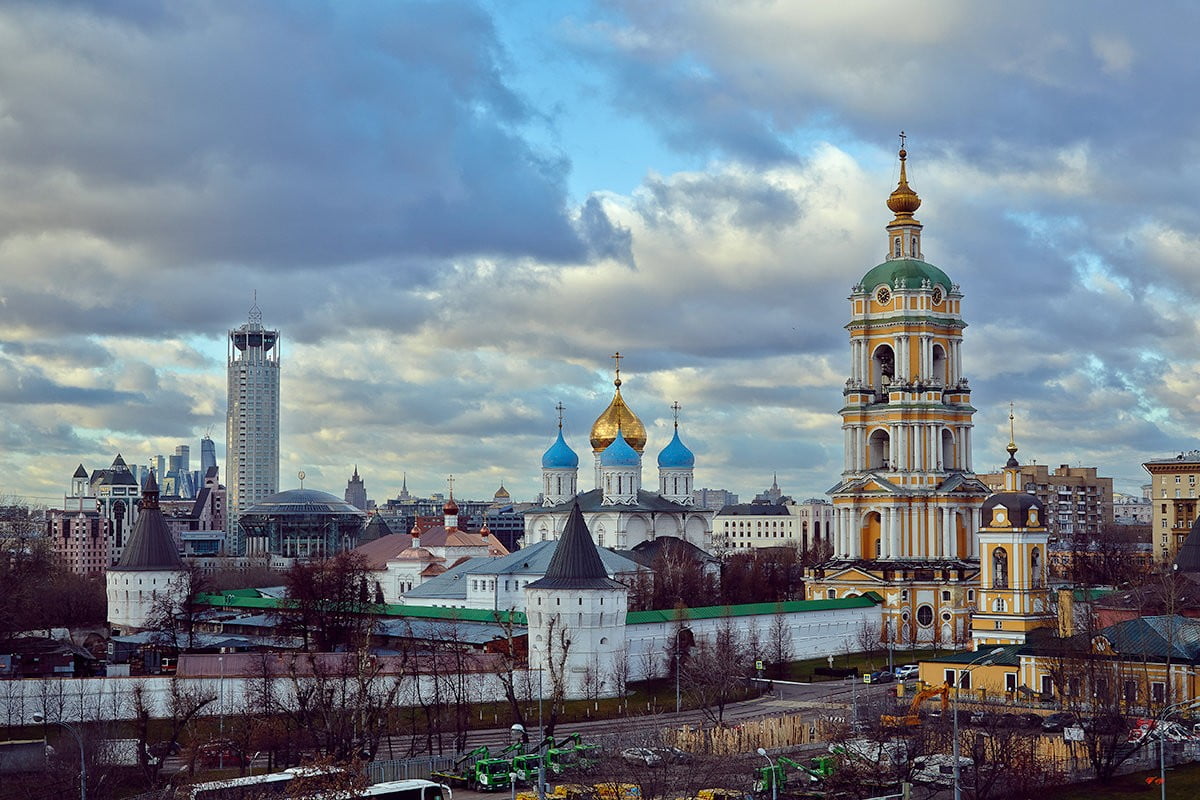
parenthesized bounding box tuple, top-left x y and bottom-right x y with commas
(525, 502, 628, 699)
(807, 140, 990, 645)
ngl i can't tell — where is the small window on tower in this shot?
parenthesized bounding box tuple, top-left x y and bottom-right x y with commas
(894, 237, 901, 257)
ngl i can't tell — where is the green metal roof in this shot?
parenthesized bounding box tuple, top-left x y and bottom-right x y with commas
(195, 592, 528, 626)
(860, 258, 952, 293)
(923, 644, 1023, 667)
(624, 595, 879, 625)
(199, 590, 878, 629)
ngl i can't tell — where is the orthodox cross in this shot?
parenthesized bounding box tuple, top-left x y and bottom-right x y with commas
(899, 130, 907, 149)
(447, 474, 455, 498)
(671, 401, 682, 429)
(612, 351, 623, 387)
(555, 401, 566, 430)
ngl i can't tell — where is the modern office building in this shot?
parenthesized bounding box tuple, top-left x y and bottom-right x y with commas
(200, 434, 217, 475)
(226, 301, 281, 555)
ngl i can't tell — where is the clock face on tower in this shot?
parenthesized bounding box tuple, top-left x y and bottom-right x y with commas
(876, 286, 891, 304)
(931, 286, 944, 305)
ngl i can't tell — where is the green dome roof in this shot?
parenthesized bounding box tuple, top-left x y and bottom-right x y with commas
(860, 258, 952, 294)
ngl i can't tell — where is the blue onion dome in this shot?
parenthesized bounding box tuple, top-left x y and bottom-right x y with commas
(541, 429, 579, 469)
(600, 428, 640, 467)
(657, 428, 695, 468)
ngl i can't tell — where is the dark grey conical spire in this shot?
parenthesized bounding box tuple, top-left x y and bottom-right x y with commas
(114, 473, 184, 571)
(527, 502, 624, 590)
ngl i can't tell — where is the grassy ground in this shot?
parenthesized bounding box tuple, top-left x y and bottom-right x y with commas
(1046, 761, 1200, 799)
(781, 647, 957, 682)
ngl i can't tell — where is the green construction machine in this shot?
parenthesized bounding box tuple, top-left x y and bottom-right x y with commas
(752, 755, 836, 797)
(512, 735, 555, 783)
(431, 745, 516, 792)
(546, 732, 601, 775)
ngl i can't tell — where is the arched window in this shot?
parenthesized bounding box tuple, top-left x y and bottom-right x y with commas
(992, 547, 1009, 589)
(871, 344, 895, 396)
(894, 237, 901, 257)
(1031, 547, 1042, 588)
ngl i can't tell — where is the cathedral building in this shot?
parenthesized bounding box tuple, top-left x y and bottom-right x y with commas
(806, 145, 990, 645)
(522, 360, 713, 550)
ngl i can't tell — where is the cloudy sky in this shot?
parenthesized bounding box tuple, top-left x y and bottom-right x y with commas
(2, 0, 1197, 507)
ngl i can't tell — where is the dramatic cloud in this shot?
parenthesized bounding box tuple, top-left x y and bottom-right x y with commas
(1, 0, 1197, 508)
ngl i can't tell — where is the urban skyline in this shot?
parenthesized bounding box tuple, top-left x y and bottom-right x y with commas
(1, 3, 1197, 506)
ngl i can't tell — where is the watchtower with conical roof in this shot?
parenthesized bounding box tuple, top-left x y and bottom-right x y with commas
(525, 502, 628, 699)
(106, 473, 188, 634)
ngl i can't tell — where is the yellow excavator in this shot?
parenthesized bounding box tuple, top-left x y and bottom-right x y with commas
(881, 682, 950, 727)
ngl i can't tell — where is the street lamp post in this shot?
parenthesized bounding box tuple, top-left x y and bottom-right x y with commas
(675, 649, 681, 714)
(757, 747, 777, 800)
(952, 647, 1004, 800)
(33, 713, 85, 800)
(1154, 697, 1200, 800)
(218, 655, 225, 770)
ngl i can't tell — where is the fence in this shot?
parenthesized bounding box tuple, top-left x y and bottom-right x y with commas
(667, 711, 831, 756)
(368, 754, 457, 784)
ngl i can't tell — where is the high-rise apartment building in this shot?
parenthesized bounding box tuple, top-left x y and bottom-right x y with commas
(226, 302, 280, 555)
(977, 463, 1113, 539)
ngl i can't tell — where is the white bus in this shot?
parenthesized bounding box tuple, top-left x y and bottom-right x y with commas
(185, 772, 294, 800)
(296, 780, 452, 800)
(184, 766, 351, 800)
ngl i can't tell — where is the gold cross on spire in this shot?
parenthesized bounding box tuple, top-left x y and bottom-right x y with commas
(555, 401, 565, 431)
(899, 130, 907, 149)
(447, 474, 455, 498)
(671, 401, 681, 429)
(612, 351, 623, 387)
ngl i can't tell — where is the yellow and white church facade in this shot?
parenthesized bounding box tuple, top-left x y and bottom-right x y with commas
(806, 146, 991, 645)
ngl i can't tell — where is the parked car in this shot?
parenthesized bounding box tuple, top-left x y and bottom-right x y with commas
(651, 747, 693, 763)
(1042, 712, 1078, 733)
(621, 747, 663, 767)
(1001, 712, 1043, 728)
(912, 754, 974, 786)
(197, 738, 247, 768)
(893, 664, 920, 680)
(969, 710, 1000, 727)
(867, 670, 894, 684)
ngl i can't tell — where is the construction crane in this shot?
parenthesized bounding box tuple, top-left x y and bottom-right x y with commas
(881, 681, 950, 727)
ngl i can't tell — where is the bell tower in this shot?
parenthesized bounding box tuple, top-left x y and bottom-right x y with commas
(807, 138, 990, 645)
(972, 410, 1054, 646)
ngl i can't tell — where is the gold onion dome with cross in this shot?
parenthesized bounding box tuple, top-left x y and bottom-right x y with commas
(589, 352, 647, 453)
(886, 146, 922, 217)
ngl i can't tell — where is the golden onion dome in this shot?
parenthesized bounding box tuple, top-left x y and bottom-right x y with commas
(590, 368, 647, 454)
(886, 147, 922, 216)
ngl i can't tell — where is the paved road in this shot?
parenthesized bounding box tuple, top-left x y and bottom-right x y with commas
(375, 677, 897, 759)
(164, 677, 892, 778)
